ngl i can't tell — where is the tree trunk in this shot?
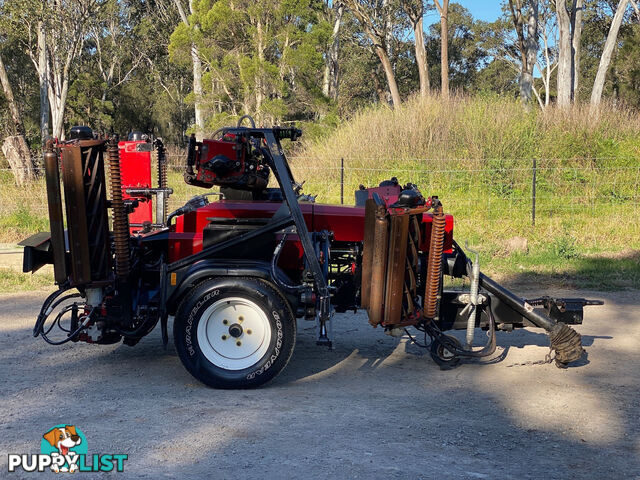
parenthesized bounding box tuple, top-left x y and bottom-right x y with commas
(323, 2, 343, 100)
(370, 67, 387, 104)
(0, 53, 35, 184)
(48, 58, 71, 140)
(329, 3, 344, 101)
(541, 26, 553, 106)
(556, 0, 572, 107)
(590, 0, 629, 108)
(37, 21, 49, 142)
(174, 0, 205, 137)
(375, 46, 402, 106)
(571, 0, 584, 99)
(322, 63, 330, 97)
(0, 54, 25, 136)
(343, 0, 400, 105)
(2, 136, 34, 186)
(191, 45, 204, 133)
(520, 1, 538, 103)
(189, 0, 204, 135)
(414, 16, 430, 96)
(434, 0, 450, 98)
(255, 19, 265, 120)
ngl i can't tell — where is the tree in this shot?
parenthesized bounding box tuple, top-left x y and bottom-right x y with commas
(0, 50, 35, 184)
(612, 23, 640, 107)
(571, 0, 584, 97)
(3, 0, 95, 139)
(169, 0, 328, 126)
(433, 0, 450, 97)
(323, 1, 345, 101)
(590, 0, 630, 108)
(534, 1, 558, 107)
(172, 0, 205, 137)
(343, 0, 402, 106)
(89, 0, 143, 105)
(401, 0, 431, 96)
(507, 0, 539, 103)
(445, 5, 487, 89)
(556, 0, 573, 106)
(556, 0, 588, 106)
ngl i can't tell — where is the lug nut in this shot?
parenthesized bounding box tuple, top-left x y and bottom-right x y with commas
(238, 316, 244, 322)
(221, 335, 227, 340)
(223, 319, 228, 325)
(236, 341, 242, 346)
(247, 329, 252, 335)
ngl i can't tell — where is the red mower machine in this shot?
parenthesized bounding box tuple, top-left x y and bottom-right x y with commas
(21, 118, 602, 388)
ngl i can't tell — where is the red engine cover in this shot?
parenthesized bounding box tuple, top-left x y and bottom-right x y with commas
(119, 140, 153, 233)
(169, 200, 454, 268)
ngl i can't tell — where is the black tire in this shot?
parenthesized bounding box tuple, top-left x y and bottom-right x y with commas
(430, 334, 461, 369)
(174, 277, 296, 388)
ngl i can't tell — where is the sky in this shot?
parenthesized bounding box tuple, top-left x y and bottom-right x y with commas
(424, 1, 505, 24)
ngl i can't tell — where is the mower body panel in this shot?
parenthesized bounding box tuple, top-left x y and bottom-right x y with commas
(119, 139, 154, 232)
(169, 199, 454, 265)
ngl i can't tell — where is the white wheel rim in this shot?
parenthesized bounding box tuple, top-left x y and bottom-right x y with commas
(197, 297, 272, 371)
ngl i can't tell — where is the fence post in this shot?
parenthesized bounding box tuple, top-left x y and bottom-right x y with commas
(340, 157, 344, 205)
(532, 158, 537, 227)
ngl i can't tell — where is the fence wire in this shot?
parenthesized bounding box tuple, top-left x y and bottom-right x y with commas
(1, 157, 639, 231)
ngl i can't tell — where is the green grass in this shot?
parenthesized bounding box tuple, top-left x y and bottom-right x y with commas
(0, 267, 53, 293)
(482, 248, 640, 290)
(0, 206, 49, 243)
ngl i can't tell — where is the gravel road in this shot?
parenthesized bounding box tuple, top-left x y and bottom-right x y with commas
(0, 287, 638, 479)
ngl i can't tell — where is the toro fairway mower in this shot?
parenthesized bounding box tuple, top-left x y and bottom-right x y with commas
(21, 119, 603, 388)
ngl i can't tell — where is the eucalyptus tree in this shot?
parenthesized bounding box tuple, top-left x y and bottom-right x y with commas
(433, 0, 450, 97)
(170, 0, 328, 127)
(590, 0, 631, 108)
(1, 0, 97, 139)
(342, 0, 403, 106)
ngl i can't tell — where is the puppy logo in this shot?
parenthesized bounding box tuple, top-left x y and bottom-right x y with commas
(7, 425, 128, 473)
(41, 425, 87, 473)
(43, 426, 82, 456)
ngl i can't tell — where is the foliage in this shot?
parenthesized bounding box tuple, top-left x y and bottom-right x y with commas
(168, 0, 330, 127)
(0, 0, 639, 151)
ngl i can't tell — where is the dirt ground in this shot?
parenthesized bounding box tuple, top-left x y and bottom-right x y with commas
(0, 285, 638, 479)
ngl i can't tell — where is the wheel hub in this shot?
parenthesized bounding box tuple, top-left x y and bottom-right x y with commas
(197, 297, 272, 371)
(228, 323, 243, 338)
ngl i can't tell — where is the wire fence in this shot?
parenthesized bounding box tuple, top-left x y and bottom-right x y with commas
(289, 159, 640, 222)
(1, 156, 639, 234)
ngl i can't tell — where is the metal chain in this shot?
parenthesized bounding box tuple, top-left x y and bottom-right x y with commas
(507, 347, 555, 367)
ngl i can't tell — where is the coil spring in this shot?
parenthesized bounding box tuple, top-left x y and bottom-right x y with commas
(424, 204, 446, 319)
(107, 137, 131, 278)
(156, 142, 168, 219)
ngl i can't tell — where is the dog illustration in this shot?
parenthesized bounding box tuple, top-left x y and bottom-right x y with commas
(43, 425, 82, 473)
